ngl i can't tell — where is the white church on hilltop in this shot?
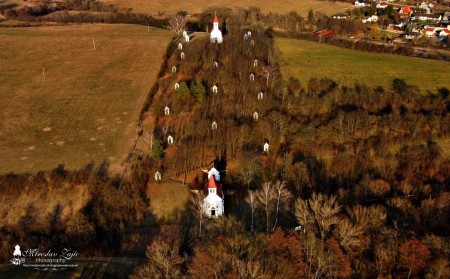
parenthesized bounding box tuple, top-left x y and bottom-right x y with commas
(203, 167, 224, 217)
(210, 13, 223, 44)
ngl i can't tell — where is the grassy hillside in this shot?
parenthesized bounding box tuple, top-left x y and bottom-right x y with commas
(101, 0, 352, 16)
(0, 24, 172, 173)
(276, 38, 450, 93)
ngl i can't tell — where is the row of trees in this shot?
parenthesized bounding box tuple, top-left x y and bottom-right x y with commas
(0, 161, 153, 269)
(131, 215, 445, 278)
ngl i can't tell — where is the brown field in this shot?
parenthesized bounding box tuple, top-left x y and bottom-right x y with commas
(0, 24, 172, 174)
(147, 180, 190, 220)
(101, 0, 353, 16)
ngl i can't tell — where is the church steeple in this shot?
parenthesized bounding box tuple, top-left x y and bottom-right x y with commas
(213, 11, 219, 30)
(210, 11, 223, 44)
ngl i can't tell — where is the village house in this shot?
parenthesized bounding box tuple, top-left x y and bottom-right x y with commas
(332, 13, 348, 19)
(354, 0, 366, 7)
(418, 2, 433, 13)
(442, 12, 450, 23)
(425, 27, 436, 37)
(399, 6, 413, 15)
(376, 2, 389, 9)
(313, 29, 335, 38)
(403, 31, 419, 40)
(439, 29, 450, 37)
(412, 13, 442, 22)
(362, 15, 379, 23)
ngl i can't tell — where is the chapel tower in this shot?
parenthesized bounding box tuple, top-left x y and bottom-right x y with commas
(204, 166, 224, 217)
(210, 13, 223, 44)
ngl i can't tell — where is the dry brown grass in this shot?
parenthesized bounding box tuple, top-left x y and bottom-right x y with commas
(0, 24, 172, 174)
(147, 180, 190, 220)
(102, 0, 352, 16)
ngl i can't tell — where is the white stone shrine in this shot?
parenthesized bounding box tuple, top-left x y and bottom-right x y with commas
(155, 171, 162, 181)
(167, 135, 174, 145)
(258, 92, 264, 100)
(264, 142, 269, 152)
(253, 111, 259, 120)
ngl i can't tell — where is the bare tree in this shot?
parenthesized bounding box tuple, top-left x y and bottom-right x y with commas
(130, 262, 159, 279)
(295, 193, 341, 239)
(190, 191, 206, 236)
(169, 15, 187, 34)
(245, 190, 258, 233)
(144, 131, 154, 150)
(131, 237, 184, 279)
(334, 218, 364, 252)
(259, 65, 278, 86)
(257, 182, 275, 232)
(347, 205, 387, 232)
(303, 232, 335, 279)
(237, 160, 259, 188)
(272, 180, 291, 230)
(374, 228, 399, 277)
(146, 239, 185, 279)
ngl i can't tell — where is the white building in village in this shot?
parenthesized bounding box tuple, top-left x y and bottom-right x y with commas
(210, 13, 223, 44)
(204, 167, 224, 218)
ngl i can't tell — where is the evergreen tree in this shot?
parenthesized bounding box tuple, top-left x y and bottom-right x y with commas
(307, 9, 315, 24)
(175, 82, 190, 98)
(152, 141, 164, 160)
(190, 81, 206, 99)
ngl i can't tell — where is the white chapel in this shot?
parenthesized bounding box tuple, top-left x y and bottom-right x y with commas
(210, 13, 223, 44)
(204, 166, 224, 217)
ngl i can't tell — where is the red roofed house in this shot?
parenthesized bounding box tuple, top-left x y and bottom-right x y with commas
(376, 2, 389, 9)
(400, 6, 413, 15)
(425, 27, 436, 37)
(204, 167, 224, 217)
(314, 29, 335, 39)
(439, 29, 450, 37)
